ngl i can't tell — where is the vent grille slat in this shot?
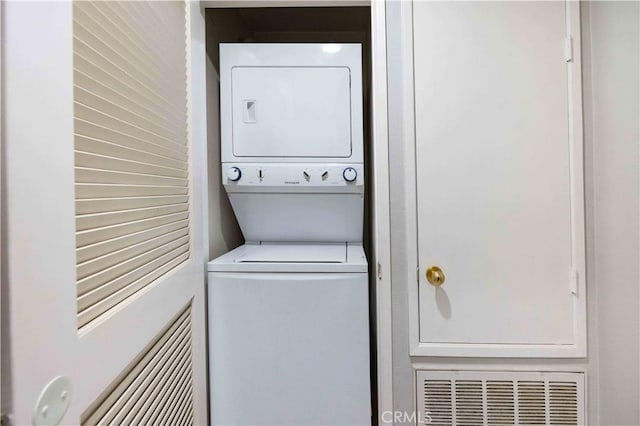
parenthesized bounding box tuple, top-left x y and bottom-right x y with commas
(82, 304, 194, 426)
(550, 382, 579, 425)
(74, 0, 190, 329)
(423, 380, 453, 425)
(487, 381, 515, 425)
(455, 380, 483, 425)
(518, 381, 547, 425)
(417, 371, 584, 426)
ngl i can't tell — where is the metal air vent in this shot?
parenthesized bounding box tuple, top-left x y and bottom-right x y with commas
(417, 371, 584, 426)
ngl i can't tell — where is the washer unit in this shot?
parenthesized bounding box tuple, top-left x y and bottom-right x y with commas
(209, 44, 370, 425)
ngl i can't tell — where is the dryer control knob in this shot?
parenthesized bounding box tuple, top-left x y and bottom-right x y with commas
(342, 167, 358, 183)
(227, 166, 242, 182)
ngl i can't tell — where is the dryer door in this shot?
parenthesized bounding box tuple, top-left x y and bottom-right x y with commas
(231, 66, 352, 158)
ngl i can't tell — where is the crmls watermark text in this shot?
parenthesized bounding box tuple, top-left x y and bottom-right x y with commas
(381, 411, 433, 424)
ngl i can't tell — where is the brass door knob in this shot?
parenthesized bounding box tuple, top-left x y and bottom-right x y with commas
(426, 266, 445, 286)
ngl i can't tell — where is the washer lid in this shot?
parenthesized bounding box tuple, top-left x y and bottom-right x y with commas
(208, 243, 367, 273)
(236, 243, 346, 263)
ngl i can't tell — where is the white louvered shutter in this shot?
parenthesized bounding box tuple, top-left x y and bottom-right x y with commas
(73, 0, 191, 328)
(4, 1, 207, 424)
(82, 304, 195, 425)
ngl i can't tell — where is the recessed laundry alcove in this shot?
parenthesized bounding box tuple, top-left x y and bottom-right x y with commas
(204, 6, 373, 260)
(203, 4, 377, 424)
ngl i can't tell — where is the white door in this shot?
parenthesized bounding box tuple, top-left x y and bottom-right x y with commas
(3, 1, 209, 424)
(407, 1, 586, 357)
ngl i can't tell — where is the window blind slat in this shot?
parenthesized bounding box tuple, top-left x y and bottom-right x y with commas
(83, 312, 189, 424)
(76, 195, 189, 215)
(77, 203, 188, 231)
(121, 1, 185, 58)
(78, 238, 189, 300)
(103, 2, 185, 73)
(77, 252, 190, 327)
(73, 29, 184, 116)
(76, 219, 189, 263)
(73, 6, 181, 96)
(76, 183, 188, 199)
(75, 119, 187, 161)
(77, 227, 189, 279)
(74, 38, 183, 119)
(75, 85, 182, 142)
(76, 135, 186, 170)
(73, 54, 182, 127)
(75, 70, 184, 137)
(123, 337, 192, 424)
(82, 2, 182, 79)
(74, 0, 189, 329)
(118, 341, 191, 424)
(75, 103, 183, 152)
(76, 168, 187, 187)
(76, 151, 187, 179)
(81, 306, 192, 425)
(76, 211, 189, 247)
(156, 368, 193, 425)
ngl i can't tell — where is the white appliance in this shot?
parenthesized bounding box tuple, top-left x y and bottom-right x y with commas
(209, 43, 370, 426)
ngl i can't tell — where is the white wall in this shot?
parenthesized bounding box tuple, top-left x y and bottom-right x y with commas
(205, 55, 243, 259)
(385, 1, 415, 420)
(582, 2, 640, 424)
(205, 14, 245, 260)
(386, 1, 639, 424)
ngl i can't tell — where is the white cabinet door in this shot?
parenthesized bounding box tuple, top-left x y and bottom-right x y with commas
(3, 2, 209, 423)
(408, 1, 586, 357)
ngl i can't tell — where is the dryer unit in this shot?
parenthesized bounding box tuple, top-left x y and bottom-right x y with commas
(220, 43, 364, 164)
(219, 43, 365, 243)
(209, 44, 370, 426)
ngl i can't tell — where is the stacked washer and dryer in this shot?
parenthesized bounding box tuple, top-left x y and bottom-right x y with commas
(208, 44, 371, 425)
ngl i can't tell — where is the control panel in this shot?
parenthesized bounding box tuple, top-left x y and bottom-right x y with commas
(223, 163, 364, 193)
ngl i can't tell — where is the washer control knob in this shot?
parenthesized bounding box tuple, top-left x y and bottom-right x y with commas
(342, 167, 358, 183)
(227, 166, 242, 182)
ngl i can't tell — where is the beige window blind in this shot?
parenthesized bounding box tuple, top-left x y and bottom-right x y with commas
(82, 304, 194, 425)
(73, 0, 190, 328)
